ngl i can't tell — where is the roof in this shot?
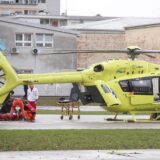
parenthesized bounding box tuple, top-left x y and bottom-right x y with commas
(125, 22, 160, 30)
(15, 14, 116, 21)
(0, 16, 79, 36)
(62, 17, 160, 32)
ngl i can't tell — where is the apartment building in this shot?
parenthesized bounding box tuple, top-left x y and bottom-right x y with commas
(0, 16, 79, 96)
(14, 14, 116, 27)
(0, 0, 60, 16)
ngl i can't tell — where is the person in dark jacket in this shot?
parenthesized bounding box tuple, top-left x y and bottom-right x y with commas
(0, 90, 14, 113)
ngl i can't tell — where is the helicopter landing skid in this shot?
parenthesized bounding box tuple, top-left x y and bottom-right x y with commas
(105, 118, 124, 122)
(105, 118, 160, 123)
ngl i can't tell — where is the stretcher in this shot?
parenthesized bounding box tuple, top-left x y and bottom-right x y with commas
(57, 100, 80, 120)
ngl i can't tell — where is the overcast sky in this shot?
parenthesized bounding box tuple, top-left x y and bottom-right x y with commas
(60, 0, 160, 17)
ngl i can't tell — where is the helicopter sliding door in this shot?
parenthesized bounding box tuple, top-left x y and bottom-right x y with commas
(129, 77, 153, 105)
(152, 77, 160, 102)
(120, 77, 153, 105)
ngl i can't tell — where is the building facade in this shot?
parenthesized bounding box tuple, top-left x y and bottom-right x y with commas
(64, 17, 160, 68)
(13, 15, 116, 27)
(0, 0, 60, 16)
(125, 23, 160, 64)
(0, 17, 78, 96)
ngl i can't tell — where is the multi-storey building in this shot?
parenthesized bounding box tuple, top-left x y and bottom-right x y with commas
(0, 0, 60, 16)
(0, 16, 78, 96)
(14, 14, 116, 27)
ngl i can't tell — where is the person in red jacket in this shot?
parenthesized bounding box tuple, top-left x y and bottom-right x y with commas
(0, 98, 36, 121)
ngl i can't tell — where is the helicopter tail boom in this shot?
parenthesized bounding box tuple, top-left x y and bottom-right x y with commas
(17, 72, 83, 85)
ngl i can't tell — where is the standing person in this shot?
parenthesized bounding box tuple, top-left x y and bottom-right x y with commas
(27, 84, 39, 119)
(23, 85, 28, 100)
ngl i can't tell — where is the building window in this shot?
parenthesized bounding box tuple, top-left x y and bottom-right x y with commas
(52, 21, 58, 27)
(36, 33, 53, 47)
(24, 10, 37, 15)
(15, 33, 32, 47)
(24, 10, 28, 15)
(40, 19, 49, 25)
(0, 0, 14, 4)
(38, 0, 45, 3)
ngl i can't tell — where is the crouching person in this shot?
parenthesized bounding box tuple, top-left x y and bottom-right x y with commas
(10, 98, 36, 121)
(0, 98, 36, 122)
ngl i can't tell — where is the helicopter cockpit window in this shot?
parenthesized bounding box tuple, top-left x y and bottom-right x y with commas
(101, 84, 110, 93)
(130, 78, 153, 95)
(119, 80, 131, 92)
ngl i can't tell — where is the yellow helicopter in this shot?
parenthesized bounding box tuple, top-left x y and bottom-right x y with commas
(1, 46, 160, 121)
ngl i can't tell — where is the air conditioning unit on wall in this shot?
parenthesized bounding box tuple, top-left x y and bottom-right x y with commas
(32, 48, 38, 55)
(11, 47, 19, 54)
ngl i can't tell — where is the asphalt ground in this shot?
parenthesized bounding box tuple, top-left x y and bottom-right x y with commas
(0, 114, 160, 130)
(0, 105, 160, 129)
(0, 150, 160, 160)
(37, 105, 106, 111)
(0, 106, 159, 159)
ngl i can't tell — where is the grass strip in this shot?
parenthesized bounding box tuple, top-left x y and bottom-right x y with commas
(36, 110, 151, 115)
(0, 129, 160, 151)
(37, 110, 108, 115)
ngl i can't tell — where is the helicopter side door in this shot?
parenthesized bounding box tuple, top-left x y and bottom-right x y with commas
(119, 77, 155, 105)
(152, 77, 160, 102)
(95, 81, 121, 107)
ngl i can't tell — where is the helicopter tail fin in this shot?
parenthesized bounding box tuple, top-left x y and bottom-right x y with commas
(0, 52, 19, 100)
(0, 93, 9, 105)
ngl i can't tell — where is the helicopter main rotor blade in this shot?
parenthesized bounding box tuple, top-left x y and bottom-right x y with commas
(53, 49, 129, 53)
(31, 48, 160, 56)
(134, 50, 160, 54)
(0, 74, 5, 77)
(0, 81, 4, 84)
(39, 49, 129, 55)
(143, 53, 156, 59)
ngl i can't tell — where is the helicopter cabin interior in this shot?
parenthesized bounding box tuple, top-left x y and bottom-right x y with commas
(119, 77, 160, 103)
(72, 76, 160, 107)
